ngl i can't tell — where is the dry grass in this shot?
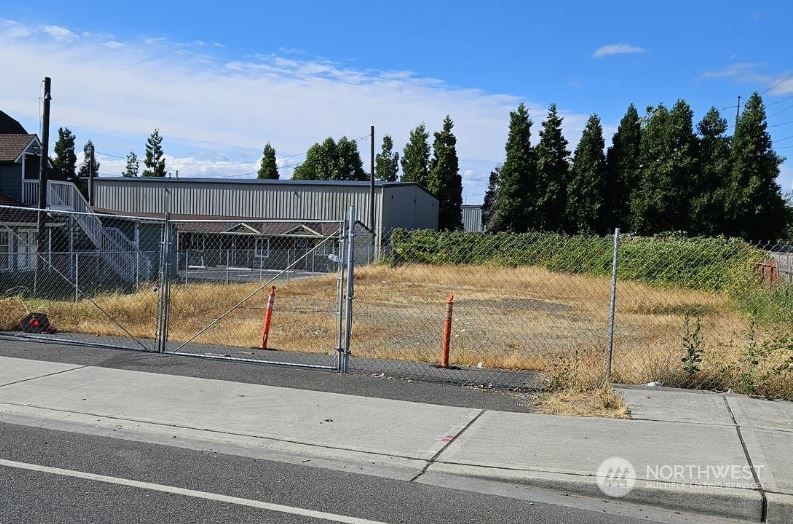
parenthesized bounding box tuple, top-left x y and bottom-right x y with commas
(2, 263, 788, 399)
(537, 382, 631, 418)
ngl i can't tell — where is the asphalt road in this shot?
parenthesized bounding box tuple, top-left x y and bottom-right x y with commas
(0, 422, 681, 524)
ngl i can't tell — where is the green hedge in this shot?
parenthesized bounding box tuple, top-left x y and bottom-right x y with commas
(387, 230, 764, 292)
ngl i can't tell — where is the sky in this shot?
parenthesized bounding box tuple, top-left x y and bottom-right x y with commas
(2, 1, 793, 204)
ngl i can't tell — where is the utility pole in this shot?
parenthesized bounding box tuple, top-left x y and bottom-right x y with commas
(735, 95, 741, 129)
(88, 141, 95, 207)
(36, 77, 52, 263)
(369, 125, 375, 252)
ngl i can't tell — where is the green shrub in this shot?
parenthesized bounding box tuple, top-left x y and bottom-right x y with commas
(387, 229, 763, 292)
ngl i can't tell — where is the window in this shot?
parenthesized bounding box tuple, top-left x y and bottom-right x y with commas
(0, 232, 9, 270)
(188, 234, 205, 250)
(255, 238, 270, 258)
(16, 231, 37, 270)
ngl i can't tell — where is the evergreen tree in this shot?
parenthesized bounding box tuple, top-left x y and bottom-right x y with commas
(535, 104, 570, 231)
(400, 124, 430, 187)
(142, 129, 166, 177)
(482, 165, 501, 231)
(494, 103, 535, 232)
(292, 137, 365, 181)
(375, 134, 400, 182)
(77, 140, 100, 179)
(631, 101, 698, 234)
(605, 104, 641, 230)
(122, 151, 139, 177)
(52, 127, 77, 182)
(726, 92, 786, 239)
(567, 114, 607, 234)
(257, 142, 279, 179)
(691, 107, 730, 235)
(427, 115, 463, 230)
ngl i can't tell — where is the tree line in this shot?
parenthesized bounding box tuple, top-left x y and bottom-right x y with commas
(282, 116, 464, 230)
(485, 92, 788, 240)
(51, 128, 168, 181)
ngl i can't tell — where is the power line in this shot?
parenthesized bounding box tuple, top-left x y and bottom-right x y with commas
(767, 93, 793, 106)
(769, 104, 793, 118)
(762, 72, 793, 95)
(769, 119, 793, 128)
(774, 134, 793, 144)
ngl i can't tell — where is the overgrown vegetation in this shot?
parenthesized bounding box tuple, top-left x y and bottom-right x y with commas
(388, 230, 763, 292)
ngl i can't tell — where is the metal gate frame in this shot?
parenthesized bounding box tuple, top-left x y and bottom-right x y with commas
(155, 207, 357, 372)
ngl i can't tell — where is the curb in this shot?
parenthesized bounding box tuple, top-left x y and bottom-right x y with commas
(428, 462, 765, 522)
(766, 493, 793, 524)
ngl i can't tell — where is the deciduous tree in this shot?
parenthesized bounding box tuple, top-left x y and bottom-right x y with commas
(375, 134, 399, 182)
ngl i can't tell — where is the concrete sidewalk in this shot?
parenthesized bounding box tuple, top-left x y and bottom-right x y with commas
(0, 355, 790, 522)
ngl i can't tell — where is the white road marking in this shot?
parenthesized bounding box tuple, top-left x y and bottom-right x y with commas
(0, 458, 388, 524)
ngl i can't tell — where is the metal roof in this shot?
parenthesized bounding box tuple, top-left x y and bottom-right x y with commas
(95, 176, 430, 192)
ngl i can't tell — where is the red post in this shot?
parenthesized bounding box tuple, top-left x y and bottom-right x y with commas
(441, 293, 454, 368)
(260, 286, 276, 350)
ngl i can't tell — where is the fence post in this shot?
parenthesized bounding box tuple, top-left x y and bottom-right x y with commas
(155, 215, 172, 353)
(606, 227, 621, 382)
(342, 206, 356, 373)
(335, 222, 346, 371)
(74, 252, 79, 302)
(226, 250, 230, 284)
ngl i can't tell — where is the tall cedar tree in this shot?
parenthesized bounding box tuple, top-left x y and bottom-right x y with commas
(292, 137, 365, 181)
(375, 134, 400, 182)
(400, 124, 430, 187)
(482, 165, 501, 231)
(123, 151, 139, 177)
(726, 92, 786, 239)
(53, 127, 77, 182)
(535, 104, 570, 231)
(631, 101, 698, 234)
(257, 142, 279, 179)
(605, 104, 641, 230)
(77, 140, 100, 179)
(494, 103, 535, 232)
(691, 108, 730, 235)
(568, 114, 608, 234)
(142, 129, 166, 177)
(427, 115, 463, 231)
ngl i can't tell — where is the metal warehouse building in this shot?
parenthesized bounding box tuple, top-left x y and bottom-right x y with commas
(93, 178, 439, 252)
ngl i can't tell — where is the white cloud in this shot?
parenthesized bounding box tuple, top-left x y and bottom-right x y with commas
(593, 43, 645, 58)
(768, 74, 793, 96)
(1, 19, 596, 205)
(700, 62, 767, 81)
(42, 25, 78, 42)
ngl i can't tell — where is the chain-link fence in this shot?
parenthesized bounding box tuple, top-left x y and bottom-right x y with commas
(2, 202, 791, 398)
(162, 218, 357, 369)
(350, 229, 793, 397)
(0, 205, 163, 351)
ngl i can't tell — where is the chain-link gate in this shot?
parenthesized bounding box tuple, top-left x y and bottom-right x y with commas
(157, 212, 366, 370)
(0, 204, 162, 352)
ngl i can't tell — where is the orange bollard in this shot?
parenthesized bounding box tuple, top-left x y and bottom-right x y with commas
(441, 293, 454, 368)
(259, 286, 277, 350)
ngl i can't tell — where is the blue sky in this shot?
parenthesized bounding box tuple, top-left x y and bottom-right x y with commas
(2, 1, 792, 203)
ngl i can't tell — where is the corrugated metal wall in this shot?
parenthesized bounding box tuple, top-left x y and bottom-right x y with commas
(94, 179, 441, 252)
(462, 205, 483, 232)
